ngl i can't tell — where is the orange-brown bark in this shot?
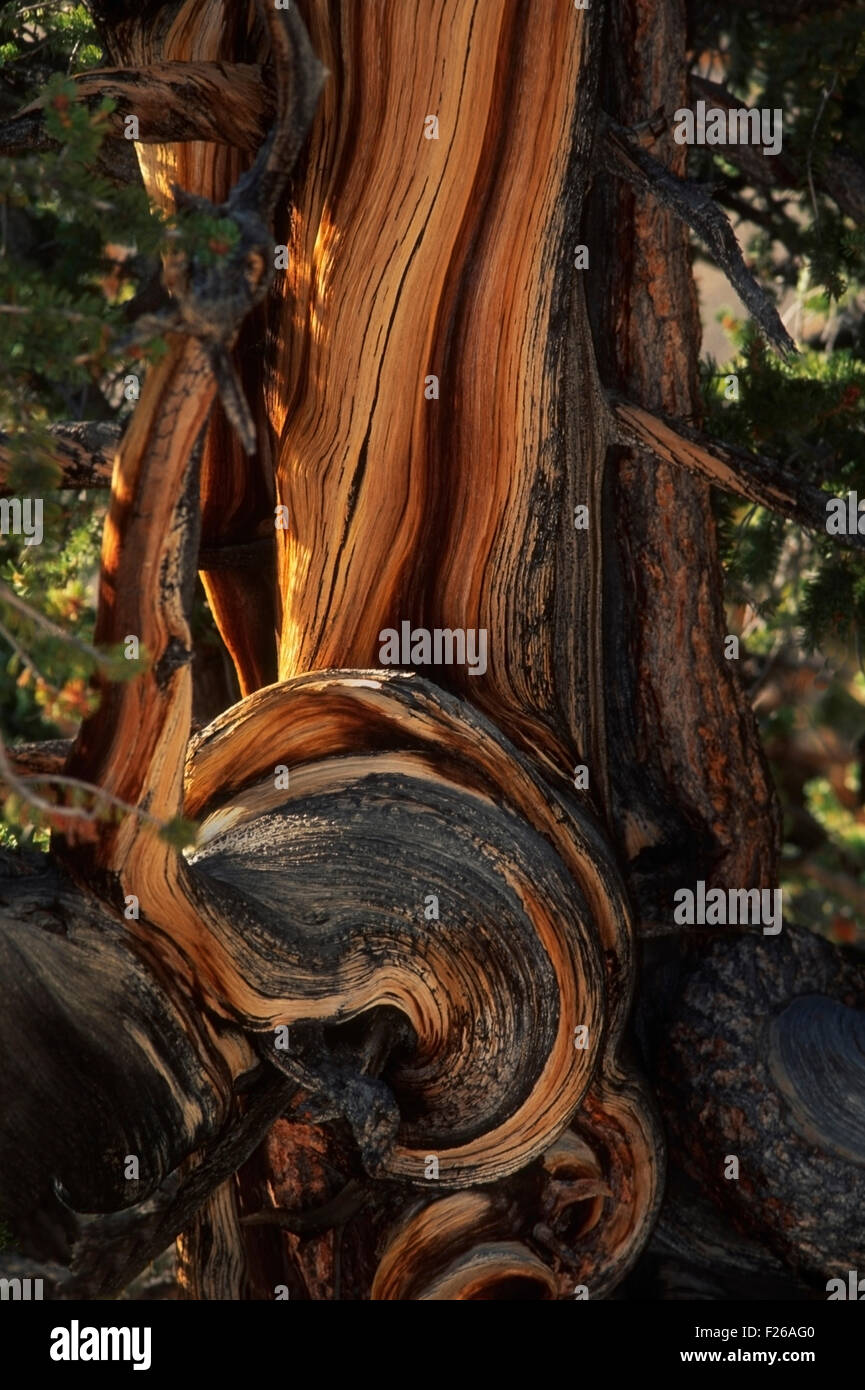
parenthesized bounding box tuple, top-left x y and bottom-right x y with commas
(585, 0, 780, 919)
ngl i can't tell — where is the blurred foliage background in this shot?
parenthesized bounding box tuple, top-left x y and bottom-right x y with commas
(0, 1, 863, 941)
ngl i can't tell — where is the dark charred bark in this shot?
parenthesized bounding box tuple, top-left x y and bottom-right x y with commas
(637, 925, 865, 1296)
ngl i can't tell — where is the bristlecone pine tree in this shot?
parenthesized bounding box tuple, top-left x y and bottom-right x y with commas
(1, 0, 864, 1301)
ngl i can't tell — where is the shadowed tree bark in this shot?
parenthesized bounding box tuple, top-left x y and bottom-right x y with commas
(1, 0, 863, 1302)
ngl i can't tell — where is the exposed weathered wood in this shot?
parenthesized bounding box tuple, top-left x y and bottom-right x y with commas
(0, 851, 234, 1262)
(271, 0, 613, 791)
(55, 334, 213, 876)
(184, 670, 652, 1193)
(57, 1072, 296, 1299)
(374, 1194, 559, 1300)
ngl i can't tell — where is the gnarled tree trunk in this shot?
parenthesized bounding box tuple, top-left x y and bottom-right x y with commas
(2, 0, 863, 1302)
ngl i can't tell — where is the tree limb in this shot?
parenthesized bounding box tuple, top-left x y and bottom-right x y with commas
(198, 536, 274, 571)
(643, 926, 865, 1286)
(0, 420, 121, 491)
(1, 64, 272, 156)
(611, 393, 863, 547)
(599, 114, 796, 358)
(227, 6, 326, 224)
(5, 739, 73, 779)
(0, 728, 186, 835)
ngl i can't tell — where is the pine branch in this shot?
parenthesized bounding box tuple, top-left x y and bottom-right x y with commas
(0, 582, 106, 663)
(611, 393, 864, 549)
(599, 114, 797, 359)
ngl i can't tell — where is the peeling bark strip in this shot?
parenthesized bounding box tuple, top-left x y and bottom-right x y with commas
(57, 332, 214, 874)
(612, 396, 865, 550)
(1, 65, 273, 154)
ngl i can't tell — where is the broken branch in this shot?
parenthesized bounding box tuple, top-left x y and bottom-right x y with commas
(600, 114, 796, 358)
(611, 393, 862, 547)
